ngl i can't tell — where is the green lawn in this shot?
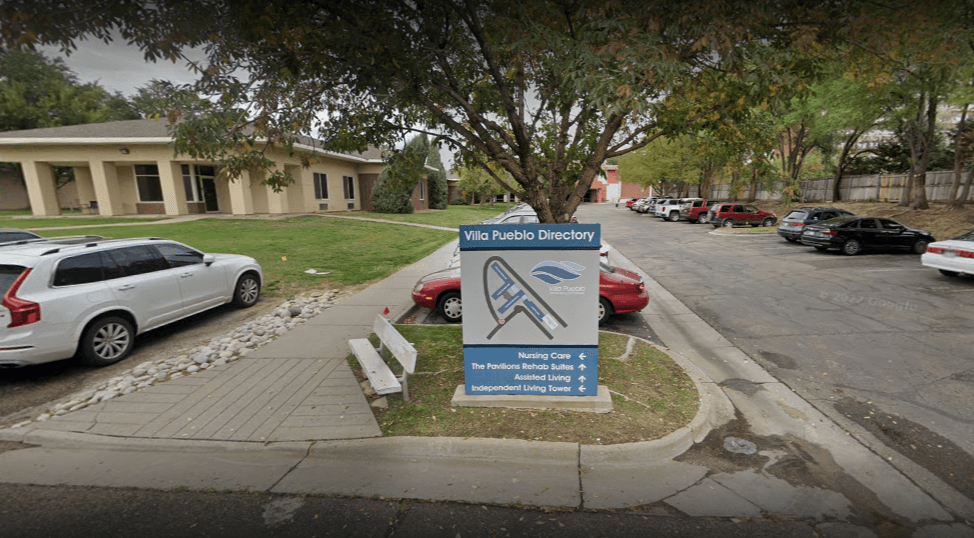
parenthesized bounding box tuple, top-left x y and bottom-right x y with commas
(341, 205, 507, 228)
(41, 216, 456, 299)
(0, 210, 169, 228)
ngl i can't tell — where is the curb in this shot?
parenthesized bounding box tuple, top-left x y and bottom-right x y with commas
(589, 332, 734, 463)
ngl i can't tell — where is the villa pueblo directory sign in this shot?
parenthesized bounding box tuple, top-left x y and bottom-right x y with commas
(459, 223, 600, 397)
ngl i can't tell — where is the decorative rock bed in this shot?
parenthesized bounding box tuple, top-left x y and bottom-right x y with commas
(32, 290, 348, 423)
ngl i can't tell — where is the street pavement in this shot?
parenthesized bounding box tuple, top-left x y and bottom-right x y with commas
(0, 208, 971, 537)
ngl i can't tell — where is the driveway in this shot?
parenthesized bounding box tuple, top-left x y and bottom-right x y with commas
(578, 203, 974, 503)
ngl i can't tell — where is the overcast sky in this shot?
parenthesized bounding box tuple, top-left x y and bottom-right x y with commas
(41, 40, 203, 96)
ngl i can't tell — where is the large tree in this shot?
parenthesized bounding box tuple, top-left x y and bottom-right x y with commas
(619, 135, 702, 197)
(0, 49, 138, 131)
(2, 1, 917, 222)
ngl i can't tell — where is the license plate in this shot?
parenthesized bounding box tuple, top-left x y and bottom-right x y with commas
(944, 250, 958, 258)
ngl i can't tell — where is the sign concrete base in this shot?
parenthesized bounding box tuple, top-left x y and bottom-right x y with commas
(451, 385, 613, 413)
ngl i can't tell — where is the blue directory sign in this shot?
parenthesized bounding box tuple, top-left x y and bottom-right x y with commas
(459, 223, 600, 396)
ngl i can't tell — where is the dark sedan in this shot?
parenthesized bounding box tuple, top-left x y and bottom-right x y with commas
(0, 228, 43, 244)
(800, 216, 935, 256)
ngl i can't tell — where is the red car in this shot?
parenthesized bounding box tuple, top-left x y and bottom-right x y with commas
(412, 262, 649, 325)
(626, 198, 641, 210)
(707, 203, 777, 228)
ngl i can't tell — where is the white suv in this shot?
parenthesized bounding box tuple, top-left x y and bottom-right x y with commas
(1, 237, 262, 368)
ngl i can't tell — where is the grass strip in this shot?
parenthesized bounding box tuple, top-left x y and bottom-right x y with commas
(350, 327, 699, 445)
(340, 206, 506, 228)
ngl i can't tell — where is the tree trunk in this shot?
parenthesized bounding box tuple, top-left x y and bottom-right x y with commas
(833, 128, 865, 202)
(747, 167, 758, 202)
(957, 167, 974, 205)
(911, 94, 937, 210)
(947, 104, 969, 210)
(701, 167, 715, 199)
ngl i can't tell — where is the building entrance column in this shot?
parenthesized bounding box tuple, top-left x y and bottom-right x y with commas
(22, 161, 61, 216)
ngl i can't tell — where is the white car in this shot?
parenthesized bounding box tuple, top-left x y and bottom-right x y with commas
(920, 230, 974, 278)
(653, 198, 684, 220)
(1, 237, 262, 367)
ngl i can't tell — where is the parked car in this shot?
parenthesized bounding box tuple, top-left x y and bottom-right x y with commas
(655, 198, 697, 221)
(481, 209, 577, 225)
(920, 230, 974, 277)
(625, 198, 641, 210)
(412, 261, 648, 326)
(0, 228, 43, 244)
(634, 197, 655, 213)
(800, 216, 934, 256)
(777, 207, 855, 242)
(680, 199, 724, 223)
(0, 237, 262, 368)
(707, 204, 777, 228)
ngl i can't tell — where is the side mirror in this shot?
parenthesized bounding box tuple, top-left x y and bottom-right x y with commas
(203, 254, 215, 266)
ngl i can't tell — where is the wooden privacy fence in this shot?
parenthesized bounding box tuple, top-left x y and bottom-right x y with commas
(706, 171, 974, 204)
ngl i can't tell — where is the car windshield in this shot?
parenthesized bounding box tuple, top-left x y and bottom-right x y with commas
(951, 230, 974, 242)
(784, 211, 808, 220)
(0, 264, 26, 295)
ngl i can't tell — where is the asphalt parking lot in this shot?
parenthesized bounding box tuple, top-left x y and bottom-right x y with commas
(578, 203, 974, 503)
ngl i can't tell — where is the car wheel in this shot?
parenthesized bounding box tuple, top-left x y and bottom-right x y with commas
(762, 217, 775, 227)
(842, 239, 861, 256)
(438, 291, 462, 323)
(669, 211, 680, 222)
(722, 219, 734, 228)
(814, 245, 829, 251)
(80, 316, 134, 367)
(232, 272, 261, 307)
(939, 269, 959, 277)
(698, 214, 710, 224)
(912, 239, 930, 254)
(785, 237, 798, 243)
(598, 297, 613, 326)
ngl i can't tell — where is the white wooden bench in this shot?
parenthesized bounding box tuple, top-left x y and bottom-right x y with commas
(349, 314, 417, 401)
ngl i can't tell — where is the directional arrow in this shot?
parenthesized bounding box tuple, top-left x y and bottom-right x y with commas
(578, 364, 587, 371)
(578, 375, 587, 383)
(579, 353, 587, 360)
(579, 385, 586, 392)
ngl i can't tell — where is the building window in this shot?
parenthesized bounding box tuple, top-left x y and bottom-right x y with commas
(343, 175, 355, 200)
(418, 181, 425, 200)
(314, 172, 329, 200)
(134, 164, 163, 202)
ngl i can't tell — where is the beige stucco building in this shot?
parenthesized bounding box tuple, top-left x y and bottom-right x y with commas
(0, 119, 403, 216)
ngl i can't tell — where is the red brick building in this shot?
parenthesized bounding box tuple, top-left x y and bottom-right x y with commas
(587, 164, 653, 203)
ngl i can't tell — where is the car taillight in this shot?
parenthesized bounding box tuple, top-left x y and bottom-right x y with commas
(638, 282, 645, 291)
(960, 250, 974, 259)
(926, 246, 944, 254)
(822, 230, 837, 236)
(792, 222, 805, 227)
(3, 268, 41, 328)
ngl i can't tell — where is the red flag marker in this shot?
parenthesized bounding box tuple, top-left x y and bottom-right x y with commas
(382, 307, 390, 316)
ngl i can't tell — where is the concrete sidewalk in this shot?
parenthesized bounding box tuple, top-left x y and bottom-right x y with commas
(0, 224, 971, 537)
